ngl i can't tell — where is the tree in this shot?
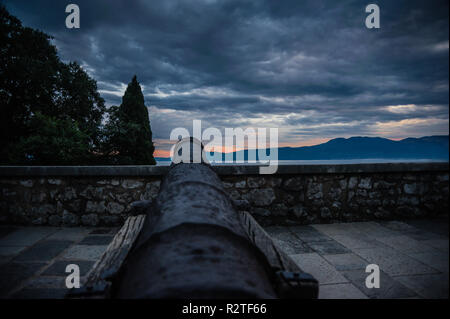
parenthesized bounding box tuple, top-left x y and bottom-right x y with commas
(0, 5, 61, 162)
(0, 6, 105, 164)
(10, 113, 90, 165)
(103, 76, 156, 165)
(56, 61, 106, 151)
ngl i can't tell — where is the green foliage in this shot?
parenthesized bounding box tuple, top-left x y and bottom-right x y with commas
(0, 6, 106, 164)
(10, 113, 91, 165)
(102, 76, 156, 165)
(56, 62, 106, 148)
(0, 5, 61, 162)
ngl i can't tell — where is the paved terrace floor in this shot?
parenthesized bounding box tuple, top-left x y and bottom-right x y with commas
(0, 218, 448, 299)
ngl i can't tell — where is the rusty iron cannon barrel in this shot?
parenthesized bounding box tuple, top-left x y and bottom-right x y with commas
(113, 161, 278, 298)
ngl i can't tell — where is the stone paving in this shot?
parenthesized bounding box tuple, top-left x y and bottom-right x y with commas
(266, 217, 448, 299)
(0, 226, 118, 298)
(0, 218, 448, 299)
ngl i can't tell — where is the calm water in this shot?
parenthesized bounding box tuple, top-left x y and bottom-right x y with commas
(156, 159, 448, 166)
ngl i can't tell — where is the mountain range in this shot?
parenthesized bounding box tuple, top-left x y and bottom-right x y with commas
(156, 135, 449, 162)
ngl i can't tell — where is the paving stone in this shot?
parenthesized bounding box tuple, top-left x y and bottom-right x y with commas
(24, 276, 66, 289)
(89, 228, 116, 235)
(61, 245, 107, 261)
(341, 269, 417, 299)
(78, 235, 113, 246)
(421, 239, 449, 253)
(349, 222, 398, 238)
(0, 256, 13, 266)
(404, 219, 449, 237)
(307, 240, 350, 255)
(289, 225, 331, 242)
(47, 228, 91, 241)
(353, 247, 438, 276)
(323, 253, 369, 271)
(43, 260, 94, 276)
(272, 238, 312, 254)
(290, 253, 348, 285)
(0, 226, 18, 240)
(13, 240, 73, 262)
(11, 288, 69, 299)
(313, 222, 388, 239)
(0, 246, 27, 257)
(330, 233, 381, 249)
(312, 223, 355, 236)
(408, 251, 449, 273)
(0, 227, 58, 246)
(0, 262, 46, 297)
(394, 273, 449, 299)
(268, 229, 312, 254)
(264, 226, 291, 237)
(377, 221, 416, 232)
(319, 283, 368, 299)
(375, 235, 439, 254)
(400, 229, 446, 241)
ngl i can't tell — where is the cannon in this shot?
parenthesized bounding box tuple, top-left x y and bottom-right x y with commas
(70, 139, 318, 298)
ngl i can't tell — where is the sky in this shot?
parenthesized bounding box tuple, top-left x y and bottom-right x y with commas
(3, 0, 449, 157)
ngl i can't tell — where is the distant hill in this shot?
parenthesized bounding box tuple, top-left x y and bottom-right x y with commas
(156, 135, 449, 162)
(275, 135, 449, 160)
(221, 135, 449, 161)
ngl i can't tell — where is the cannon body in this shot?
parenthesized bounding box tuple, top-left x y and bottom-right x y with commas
(113, 162, 277, 298)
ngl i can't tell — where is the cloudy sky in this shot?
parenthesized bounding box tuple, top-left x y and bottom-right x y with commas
(4, 0, 449, 157)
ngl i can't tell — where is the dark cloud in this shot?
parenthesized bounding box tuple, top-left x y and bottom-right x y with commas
(3, 0, 449, 152)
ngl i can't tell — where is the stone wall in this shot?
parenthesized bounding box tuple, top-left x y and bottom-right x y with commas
(0, 177, 161, 226)
(0, 163, 448, 226)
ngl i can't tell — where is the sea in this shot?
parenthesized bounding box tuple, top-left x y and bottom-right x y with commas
(155, 159, 448, 166)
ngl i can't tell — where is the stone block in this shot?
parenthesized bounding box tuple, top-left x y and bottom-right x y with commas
(319, 283, 368, 299)
(247, 177, 265, 188)
(246, 188, 276, 206)
(0, 246, 27, 257)
(62, 210, 79, 226)
(394, 273, 449, 299)
(408, 251, 449, 273)
(307, 240, 350, 255)
(20, 180, 33, 187)
(289, 225, 331, 243)
(43, 260, 95, 276)
(290, 253, 348, 285)
(85, 201, 106, 213)
(47, 228, 90, 241)
(353, 246, 438, 276)
(107, 202, 125, 215)
(0, 227, 58, 246)
(323, 253, 368, 271)
(341, 269, 417, 299)
(234, 180, 246, 188)
(121, 179, 144, 189)
(14, 240, 73, 262)
(61, 245, 108, 261)
(81, 214, 99, 226)
(358, 177, 372, 189)
(283, 177, 303, 191)
(0, 262, 47, 297)
(375, 235, 438, 254)
(78, 235, 113, 246)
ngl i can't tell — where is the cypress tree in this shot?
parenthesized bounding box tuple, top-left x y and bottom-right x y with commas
(114, 75, 156, 164)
